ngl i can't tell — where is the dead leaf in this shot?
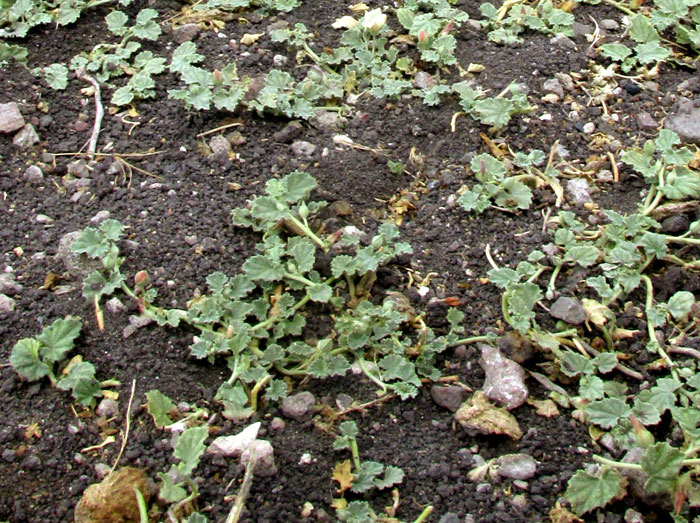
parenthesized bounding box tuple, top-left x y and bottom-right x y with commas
(74, 467, 150, 523)
(41, 272, 62, 290)
(455, 391, 522, 440)
(611, 327, 639, 340)
(467, 63, 485, 73)
(332, 15, 357, 29)
(549, 501, 583, 523)
(331, 497, 348, 510)
(442, 297, 461, 307)
(526, 398, 559, 418)
(240, 33, 264, 45)
(349, 2, 368, 12)
(582, 298, 612, 327)
(332, 460, 353, 494)
(24, 423, 42, 440)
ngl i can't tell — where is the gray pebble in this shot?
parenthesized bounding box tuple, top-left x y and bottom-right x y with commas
(550, 296, 586, 325)
(281, 391, 316, 419)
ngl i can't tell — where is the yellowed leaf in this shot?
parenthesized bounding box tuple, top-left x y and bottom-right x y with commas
(331, 498, 347, 510)
(349, 2, 368, 12)
(240, 33, 264, 45)
(527, 398, 559, 418)
(611, 327, 639, 340)
(582, 298, 612, 327)
(455, 391, 522, 440)
(549, 501, 584, 523)
(62, 354, 84, 376)
(332, 15, 357, 29)
(24, 423, 42, 440)
(467, 63, 485, 73)
(332, 460, 354, 494)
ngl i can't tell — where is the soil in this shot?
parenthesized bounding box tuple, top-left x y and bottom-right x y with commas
(0, 1, 698, 522)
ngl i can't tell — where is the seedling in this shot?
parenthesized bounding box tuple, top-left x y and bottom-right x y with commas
(452, 81, 534, 129)
(479, 0, 574, 44)
(332, 420, 432, 522)
(9, 317, 108, 407)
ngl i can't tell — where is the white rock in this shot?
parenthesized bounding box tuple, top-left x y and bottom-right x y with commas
(207, 422, 261, 457)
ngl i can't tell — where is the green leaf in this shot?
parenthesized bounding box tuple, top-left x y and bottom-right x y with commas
(586, 398, 631, 428)
(10, 338, 50, 381)
(282, 171, 317, 203)
(39, 63, 69, 90)
(133, 8, 161, 40)
(564, 246, 600, 267)
(174, 425, 209, 476)
(487, 267, 520, 288)
(601, 43, 632, 62)
(244, 255, 284, 281)
(71, 227, 108, 259)
(668, 291, 694, 320)
(111, 85, 134, 106)
(146, 389, 176, 429)
(170, 42, 204, 73)
(374, 465, 404, 489)
(37, 317, 82, 363)
(249, 196, 288, 223)
(566, 468, 625, 515)
(105, 10, 129, 36)
(351, 460, 384, 493)
(287, 237, 315, 273)
(640, 442, 684, 494)
(629, 14, 660, 43)
(337, 501, 372, 522)
(71, 377, 102, 407)
(635, 41, 671, 64)
(158, 471, 188, 503)
(473, 98, 514, 128)
(264, 378, 288, 401)
(307, 283, 332, 303)
(57, 361, 96, 391)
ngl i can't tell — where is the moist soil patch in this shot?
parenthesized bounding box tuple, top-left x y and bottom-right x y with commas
(1, 0, 698, 521)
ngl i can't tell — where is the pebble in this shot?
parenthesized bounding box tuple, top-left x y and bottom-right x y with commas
(209, 135, 232, 156)
(439, 512, 460, 523)
(510, 494, 529, 510)
(173, 23, 200, 43)
(566, 178, 592, 204)
(270, 417, 285, 432)
(241, 439, 277, 477)
(661, 214, 689, 234)
(601, 19, 620, 30)
(430, 385, 466, 412)
(12, 124, 40, 148)
(281, 391, 316, 419)
(496, 453, 537, 480)
(96, 398, 119, 418)
(550, 34, 575, 49)
(479, 344, 528, 410)
(90, 210, 110, 224)
(549, 296, 586, 325)
(2, 449, 15, 462)
(22, 454, 41, 470)
(290, 140, 316, 157)
(542, 78, 564, 99)
(94, 462, 111, 479)
(208, 423, 261, 457)
(23, 165, 44, 182)
(0, 294, 16, 317)
(272, 121, 302, 143)
(0, 273, 22, 295)
(414, 71, 434, 89)
(665, 103, 700, 144)
(0, 102, 25, 133)
(582, 122, 595, 134)
(636, 111, 658, 130)
(272, 54, 288, 67)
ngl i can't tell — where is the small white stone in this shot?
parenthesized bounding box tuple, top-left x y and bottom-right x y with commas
(583, 122, 596, 134)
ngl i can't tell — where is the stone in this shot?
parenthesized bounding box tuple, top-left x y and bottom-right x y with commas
(90, 210, 111, 225)
(414, 71, 434, 89)
(550, 34, 576, 49)
(661, 214, 689, 234)
(272, 54, 288, 67)
(549, 296, 586, 325)
(173, 23, 200, 43)
(665, 104, 700, 144)
(272, 121, 303, 143)
(312, 111, 341, 130)
(0, 273, 23, 295)
(23, 165, 44, 182)
(496, 453, 537, 480)
(600, 19, 620, 31)
(281, 391, 316, 419)
(96, 398, 119, 418)
(572, 22, 594, 37)
(269, 417, 285, 432)
(479, 344, 528, 410)
(241, 439, 277, 477)
(0, 102, 25, 133)
(0, 294, 16, 317)
(555, 72, 574, 92)
(566, 178, 592, 204)
(636, 111, 658, 130)
(105, 297, 125, 314)
(209, 135, 232, 157)
(207, 422, 261, 457)
(430, 385, 467, 412)
(290, 140, 316, 157)
(542, 78, 564, 99)
(12, 124, 40, 148)
(439, 513, 461, 523)
(56, 231, 102, 278)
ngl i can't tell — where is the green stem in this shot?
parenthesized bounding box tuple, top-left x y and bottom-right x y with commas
(301, 42, 336, 76)
(357, 357, 388, 394)
(448, 335, 493, 347)
(287, 215, 329, 251)
(665, 235, 700, 246)
(413, 506, 434, 523)
(641, 187, 665, 216)
(603, 0, 637, 16)
(283, 271, 316, 288)
(545, 263, 563, 299)
(349, 438, 362, 471)
(593, 454, 642, 470)
(250, 374, 271, 411)
(642, 275, 678, 379)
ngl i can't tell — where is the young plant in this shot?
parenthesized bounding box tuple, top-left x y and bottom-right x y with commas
(452, 81, 533, 129)
(600, 14, 671, 73)
(9, 317, 106, 406)
(332, 420, 432, 522)
(479, 0, 574, 44)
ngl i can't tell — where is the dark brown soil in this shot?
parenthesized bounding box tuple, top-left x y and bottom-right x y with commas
(1, 1, 697, 521)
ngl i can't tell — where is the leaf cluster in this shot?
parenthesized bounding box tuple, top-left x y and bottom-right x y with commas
(452, 81, 533, 129)
(479, 0, 574, 44)
(9, 317, 103, 406)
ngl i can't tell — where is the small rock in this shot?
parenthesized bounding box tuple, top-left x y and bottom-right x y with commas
(414, 71, 434, 89)
(23, 165, 44, 182)
(281, 391, 316, 419)
(272, 54, 288, 67)
(624, 508, 644, 523)
(209, 135, 231, 157)
(272, 121, 303, 143)
(67, 160, 90, 177)
(510, 494, 529, 510)
(0, 273, 23, 295)
(12, 124, 40, 148)
(128, 315, 152, 329)
(90, 210, 111, 224)
(22, 454, 41, 470)
(661, 214, 689, 234)
(550, 34, 576, 49)
(312, 111, 341, 130)
(208, 422, 261, 457)
(94, 463, 112, 479)
(290, 140, 316, 157)
(665, 104, 700, 144)
(430, 385, 467, 412)
(0, 102, 25, 133)
(269, 417, 285, 432)
(96, 398, 119, 418)
(496, 453, 537, 480)
(439, 513, 461, 523)
(572, 22, 594, 37)
(636, 111, 658, 130)
(241, 439, 277, 477)
(105, 297, 125, 314)
(566, 178, 592, 204)
(599, 433, 620, 456)
(555, 72, 575, 92)
(479, 344, 528, 410)
(550, 296, 586, 325)
(600, 19, 620, 30)
(2, 449, 15, 462)
(582, 122, 595, 134)
(0, 294, 16, 317)
(173, 23, 200, 43)
(542, 78, 564, 99)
